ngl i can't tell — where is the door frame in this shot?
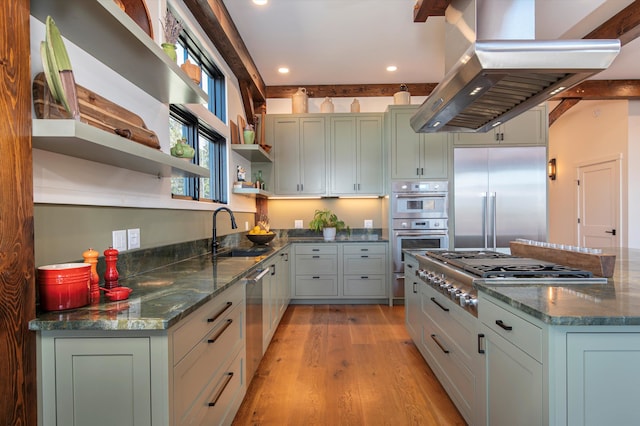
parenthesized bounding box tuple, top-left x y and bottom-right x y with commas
(575, 154, 624, 247)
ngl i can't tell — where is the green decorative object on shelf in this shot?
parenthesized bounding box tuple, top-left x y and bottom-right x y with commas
(170, 137, 195, 160)
(161, 43, 177, 62)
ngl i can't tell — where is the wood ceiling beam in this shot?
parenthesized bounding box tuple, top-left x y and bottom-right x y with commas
(266, 83, 438, 99)
(549, 98, 581, 127)
(584, 0, 640, 46)
(413, 0, 450, 23)
(182, 0, 266, 121)
(552, 80, 640, 101)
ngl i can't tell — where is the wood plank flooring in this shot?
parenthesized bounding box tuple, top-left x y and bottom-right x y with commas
(232, 304, 466, 425)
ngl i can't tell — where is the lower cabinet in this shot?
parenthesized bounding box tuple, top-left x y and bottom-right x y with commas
(292, 243, 388, 300)
(479, 296, 543, 426)
(37, 282, 246, 426)
(263, 247, 291, 351)
(403, 254, 422, 344)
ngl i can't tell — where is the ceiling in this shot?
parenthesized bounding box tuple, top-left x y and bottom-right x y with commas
(222, 0, 640, 89)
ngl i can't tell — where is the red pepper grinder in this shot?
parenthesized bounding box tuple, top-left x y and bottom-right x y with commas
(103, 246, 119, 289)
(82, 248, 101, 303)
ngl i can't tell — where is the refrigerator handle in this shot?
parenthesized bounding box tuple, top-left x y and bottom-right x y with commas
(482, 192, 488, 249)
(491, 192, 497, 249)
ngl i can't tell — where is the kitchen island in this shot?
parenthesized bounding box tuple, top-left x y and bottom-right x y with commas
(405, 247, 640, 426)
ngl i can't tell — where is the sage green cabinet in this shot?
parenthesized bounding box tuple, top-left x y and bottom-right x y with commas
(451, 105, 548, 146)
(293, 244, 339, 297)
(329, 114, 384, 195)
(403, 254, 422, 344)
(389, 106, 449, 179)
(268, 115, 327, 196)
(263, 248, 291, 351)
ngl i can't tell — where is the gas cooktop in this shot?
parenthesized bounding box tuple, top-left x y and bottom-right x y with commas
(424, 250, 601, 281)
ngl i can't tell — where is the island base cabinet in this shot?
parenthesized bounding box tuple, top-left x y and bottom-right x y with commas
(566, 332, 640, 426)
(42, 337, 152, 426)
(482, 328, 543, 426)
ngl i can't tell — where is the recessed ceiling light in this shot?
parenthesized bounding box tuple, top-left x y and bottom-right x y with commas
(387, 65, 398, 72)
(253, 0, 268, 5)
(278, 67, 289, 74)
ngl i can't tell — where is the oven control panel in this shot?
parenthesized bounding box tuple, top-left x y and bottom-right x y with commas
(415, 266, 478, 317)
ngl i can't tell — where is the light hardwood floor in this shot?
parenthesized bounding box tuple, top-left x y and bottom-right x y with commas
(232, 304, 466, 425)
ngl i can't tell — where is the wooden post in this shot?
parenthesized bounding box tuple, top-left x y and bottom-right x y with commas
(0, 0, 37, 424)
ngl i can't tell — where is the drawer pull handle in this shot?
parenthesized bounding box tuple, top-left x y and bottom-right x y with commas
(413, 282, 417, 294)
(430, 297, 450, 312)
(360, 276, 369, 279)
(312, 255, 320, 259)
(312, 276, 320, 279)
(312, 248, 320, 252)
(361, 248, 369, 251)
(360, 255, 369, 258)
(495, 320, 513, 331)
(431, 334, 449, 354)
(207, 319, 233, 343)
(207, 302, 232, 323)
(208, 372, 234, 407)
(478, 333, 485, 354)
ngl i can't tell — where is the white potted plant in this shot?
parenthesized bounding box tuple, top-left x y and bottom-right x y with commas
(309, 209, 347, 241)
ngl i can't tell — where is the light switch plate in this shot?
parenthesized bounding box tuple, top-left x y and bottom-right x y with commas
(127, 228, 140, 250)
(112, 230, 127, 252)
(364, 220, 373, 229)
(295, 220, 303, 229)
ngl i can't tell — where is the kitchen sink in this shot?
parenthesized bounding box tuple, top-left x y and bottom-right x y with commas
(214, 246, 274, 257)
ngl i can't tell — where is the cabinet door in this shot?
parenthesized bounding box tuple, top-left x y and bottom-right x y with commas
(357, 115, 384, 194)
(404, 257, 421, 343)
(483, 329, 543, 426)
(567, 332, 640, 426)
(421, 133, 449, 178)
(451, 129, 498, 145)
(330, 116, 358, 194)
(273, 117, 302, 194)
(54, 337, 152, 426)
(299, 117, 327, 195)
(391, 108, 422, 179)
(499, 106, 547, 145)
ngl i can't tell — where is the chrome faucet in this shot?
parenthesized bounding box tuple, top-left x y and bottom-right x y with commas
(212, 207, 238, 253)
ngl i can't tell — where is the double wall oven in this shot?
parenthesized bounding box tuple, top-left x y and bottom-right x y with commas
(392, 181, 449, 298)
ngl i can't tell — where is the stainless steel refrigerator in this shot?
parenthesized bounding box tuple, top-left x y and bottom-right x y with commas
(454, 146, 547, 250)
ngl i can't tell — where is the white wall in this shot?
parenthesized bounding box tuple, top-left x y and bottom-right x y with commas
(548, 99, 640, 248)
(267, 96, 427, 114)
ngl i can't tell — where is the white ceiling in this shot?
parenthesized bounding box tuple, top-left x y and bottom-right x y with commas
(222, 0, 639, 88)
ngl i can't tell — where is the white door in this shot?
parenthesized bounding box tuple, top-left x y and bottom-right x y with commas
(577, 159, 620, 248)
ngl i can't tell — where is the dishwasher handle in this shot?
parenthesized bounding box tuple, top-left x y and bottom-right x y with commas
(244, 268, 270, 282)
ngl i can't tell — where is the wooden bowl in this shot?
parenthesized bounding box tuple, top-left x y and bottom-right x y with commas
(246, 233, 275, 245)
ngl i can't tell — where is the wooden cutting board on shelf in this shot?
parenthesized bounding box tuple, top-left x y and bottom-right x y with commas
(32, 72, 160, 149)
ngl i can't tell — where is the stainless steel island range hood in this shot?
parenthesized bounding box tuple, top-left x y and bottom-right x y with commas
(410, 0, 620, 133)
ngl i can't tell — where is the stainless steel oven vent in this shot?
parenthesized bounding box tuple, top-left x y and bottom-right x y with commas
(410, 0, 620, 133)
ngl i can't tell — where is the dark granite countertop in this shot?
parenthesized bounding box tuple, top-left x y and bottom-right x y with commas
(29, 237, 388, 332)
(477, 247, 640, 326)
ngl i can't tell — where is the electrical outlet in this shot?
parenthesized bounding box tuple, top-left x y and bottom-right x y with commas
(127, 228, 140, 250)
(364, 219, 373, 229)
(295, 219, 303, 229)
(245, 221, 249, 231)
(112, 230, 127, 252)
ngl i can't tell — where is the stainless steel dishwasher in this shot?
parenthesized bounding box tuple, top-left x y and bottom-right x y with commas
(244, 267, 269, 384)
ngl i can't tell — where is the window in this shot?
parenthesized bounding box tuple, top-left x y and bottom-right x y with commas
(177, 32, 226, 122)
(170, 106, 227, 203)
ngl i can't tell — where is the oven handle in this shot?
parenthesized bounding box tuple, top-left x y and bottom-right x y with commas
(395, 193, 447, 198)
(394, 231, 448, 237)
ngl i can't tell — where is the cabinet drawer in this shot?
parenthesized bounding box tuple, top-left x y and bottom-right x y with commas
(343, 244, 386, 255)
(343, 275, 386, 297)
(173, 300, 244, 424)
(295, 276, 338, 296)
(343, 254, 386, 275)
(421, 285, 477, 365)
(295, 244, 337, 255)
(172, 283, 244, 364)
(480, 297, 542, 362)
(182, 347, 245, 426)
(295, 254, 338, 275)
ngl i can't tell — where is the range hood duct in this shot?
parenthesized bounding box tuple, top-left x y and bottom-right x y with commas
(410, 0, 620, 133)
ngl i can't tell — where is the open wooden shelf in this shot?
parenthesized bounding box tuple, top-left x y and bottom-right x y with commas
(30, 0, 208, 104)
(33, 120, 210, 178)
(232, 187, 272, 198)
(230, 144, 273, 162)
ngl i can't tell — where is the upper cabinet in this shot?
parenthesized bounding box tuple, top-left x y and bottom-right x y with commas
(389, 106, 449, 180)
(451, 105, 548, 146)
(329, 114, 384, 196)
(268, 115, 328, 196)
(30, 0, 208, 105)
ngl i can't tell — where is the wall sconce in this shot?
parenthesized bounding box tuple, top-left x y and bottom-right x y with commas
(548, 158, 557, 180)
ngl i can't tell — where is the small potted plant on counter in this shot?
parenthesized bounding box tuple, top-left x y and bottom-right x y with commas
(309, 209, 348, 241)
